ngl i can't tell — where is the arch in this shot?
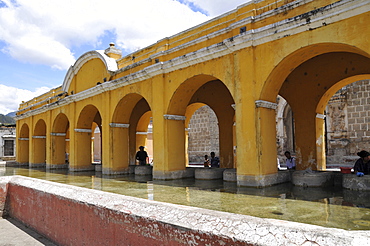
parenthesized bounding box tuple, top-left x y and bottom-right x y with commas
(261, 43, 370, 102)
(112, 93, 146, 123)
(62, 50, 118, 92)
(77, 104, 101, 129)
(74, 105, 102, 169)
(262, 43, 370, 170)
(109, 94, 152, 172)
(184, 103, 206, 128)
(50, 113, 70, 167)
(166, 75, 235, 169)
(18, 123, 29, 164)
(316, 74, 370, 114)
(32, 119, 47, 166)
(167, 74, 221, 115)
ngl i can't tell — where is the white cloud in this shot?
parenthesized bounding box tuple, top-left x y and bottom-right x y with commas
(0, 0, 210, 70)
(182, 0, 250, 17)
(0, 84, 50, 114)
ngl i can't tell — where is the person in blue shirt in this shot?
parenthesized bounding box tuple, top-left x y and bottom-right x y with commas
(284, 151, 296, 170)
(353, 150, 370, 177)
(210, 152, 220, 168)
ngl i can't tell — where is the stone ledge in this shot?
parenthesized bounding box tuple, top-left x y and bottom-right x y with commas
(237, 171, 290, 187)
(101, 167, 129, 175)
(29, 163, 46, 168)
(153, 168, 194, 180)
(135, 165, 153, 175)
(46, 164, 68, 170)
(292, 171, 334, 187)
(194, 168, 225, 180)
(343, 174, 370, 190)
(1, 176, 369, 246)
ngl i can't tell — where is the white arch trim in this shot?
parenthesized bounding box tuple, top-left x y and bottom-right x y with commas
(62, 50, 118, 92)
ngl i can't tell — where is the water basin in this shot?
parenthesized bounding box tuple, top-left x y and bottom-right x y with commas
(1, 166, 370, 231)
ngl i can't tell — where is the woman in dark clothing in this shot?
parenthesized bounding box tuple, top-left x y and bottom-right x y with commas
(353, 150, 370, 176)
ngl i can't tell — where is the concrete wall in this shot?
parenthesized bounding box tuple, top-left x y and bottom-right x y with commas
(1, 176, 370, 246)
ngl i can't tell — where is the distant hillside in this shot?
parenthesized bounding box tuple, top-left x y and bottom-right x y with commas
(6, 111, 16, 117)
(0, 114, 15, 124)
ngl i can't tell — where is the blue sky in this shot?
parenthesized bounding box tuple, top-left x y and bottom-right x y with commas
(0, 0, 248, 114)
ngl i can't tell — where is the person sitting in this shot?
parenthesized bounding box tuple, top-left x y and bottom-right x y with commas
(353, 150, 370, 177)
(203, 155, 210, 167)
(284, 151, 296, 170)
(210, 152, 220, 168)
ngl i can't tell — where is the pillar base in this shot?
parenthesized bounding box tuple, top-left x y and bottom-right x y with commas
(237, 171, 290, 187)
(12, 162, 29, 167)
(153, 168, 194, 180)
(292, 171, 333, 187)
(46, 164, 68, 170)
(29, 163, 46, 168)
(102, 167, 129, 175)
(343, 174, 370, 190)
(129, 165, 136, 174)
(223, 168, 236, 182)
(69, 165, 95, 172)
(195, 168, 225, 180)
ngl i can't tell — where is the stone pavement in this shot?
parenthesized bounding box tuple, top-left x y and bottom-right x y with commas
(0, 218, 56, 246)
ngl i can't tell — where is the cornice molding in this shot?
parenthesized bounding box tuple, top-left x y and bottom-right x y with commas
(316, 113, 326, 119)
(74, 129, 92, 133)
(255, 100, 277, 110)
(163, 115, 186, 121)
(50, 133, 67, 136)
(110, 123, 130, 128)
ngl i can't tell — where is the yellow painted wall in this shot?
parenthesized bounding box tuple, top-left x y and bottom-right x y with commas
(15, 0, 370, 184)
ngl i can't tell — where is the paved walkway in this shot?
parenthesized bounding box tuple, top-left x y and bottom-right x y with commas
(0, 218, 56, 246)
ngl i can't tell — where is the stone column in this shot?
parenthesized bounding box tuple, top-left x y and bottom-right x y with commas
(48, 133, 67, 169)
(17, 138, 29, 165)
(71, 129, 94, 171)
(153, 114, 192, 180)
(31, 136, 46, 168)
(237, 100, 288, 187)
(104, 123, 130, 175)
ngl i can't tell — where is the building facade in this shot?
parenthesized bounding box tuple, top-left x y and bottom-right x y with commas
(0, 125, 16, 161)
(15, 0, 370, 187)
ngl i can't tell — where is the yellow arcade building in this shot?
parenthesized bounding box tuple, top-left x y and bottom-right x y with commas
(15, 0, 370, 187)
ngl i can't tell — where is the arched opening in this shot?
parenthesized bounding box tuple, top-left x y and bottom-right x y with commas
(92, 123, 101, 164)
(276, 96, 295, 165)
(75, 105, 102, 171)
(50, 113, 70, 168)
(33, 119, 47, 167)
(18, 123, 29, 165)
(136, 111, 153, 164)
(186, 104, 219, 166)
(167, 75, 235, 172)
(263, 44, 370, 171)
(317, 75, 370, 167)
(110, 94, 152, 174)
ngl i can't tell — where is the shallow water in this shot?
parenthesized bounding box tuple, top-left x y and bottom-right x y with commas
(1, 166, 370, 230)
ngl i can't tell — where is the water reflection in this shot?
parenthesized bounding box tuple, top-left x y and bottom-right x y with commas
(1, 166, 370, 230)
